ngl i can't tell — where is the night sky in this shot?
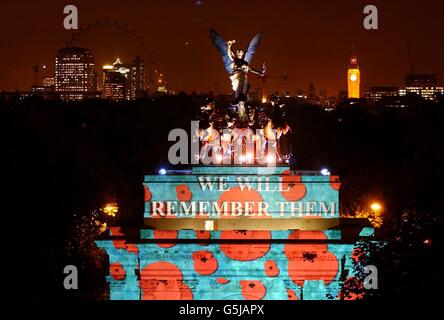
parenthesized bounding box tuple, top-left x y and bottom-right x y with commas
(1, 0, 443, 96)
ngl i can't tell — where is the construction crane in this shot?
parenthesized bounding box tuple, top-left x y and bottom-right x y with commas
(261, 75, 289, 84)
(259, 75, 289, 101)
(17, 64, 48, 86)
(407, 44, 415, 74)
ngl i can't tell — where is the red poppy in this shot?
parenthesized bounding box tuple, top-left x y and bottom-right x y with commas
(139, 261, 193, 300)
(280, 170, 306, 201)
(284, 230, 339, 286)
(196, 230, 211, 246)
(217, 187, 269, 218)
(330, 176, 341, 191)
(240, 280, 266, 300)
(220, 230, 270, 261)
(264, 260, 279, 277)
(217, 277, 230, 285)
(110, 262, 126, 281)
(192, 250, 218, 275)
(287, 289, 298, 300)
(153, 230, 178, 248)
(176, 184, 192, 202)
(144, 184, 152, 202)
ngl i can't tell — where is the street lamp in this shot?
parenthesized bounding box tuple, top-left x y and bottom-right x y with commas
(215, 154, 223, 164)
(320, 168, 330, 176)
(370, 202, 382, 212)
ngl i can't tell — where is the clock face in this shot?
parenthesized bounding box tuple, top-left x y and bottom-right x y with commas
(350, 74, 357, 82)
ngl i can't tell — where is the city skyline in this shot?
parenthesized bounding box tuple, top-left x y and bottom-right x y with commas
(1, 0, 443, 96)
(26, 44, 444, 104)
(11, 46, 444, 102)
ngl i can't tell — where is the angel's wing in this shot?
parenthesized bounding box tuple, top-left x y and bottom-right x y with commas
(244, 31, 263, 64)
(209, 29, 232, 74)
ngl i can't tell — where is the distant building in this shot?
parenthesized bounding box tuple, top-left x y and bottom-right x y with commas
(102, 60, 127, 100)
(307, 82, 318, 105)
(399, 87, 444, 101)
(347, 47, 360, 99)
(319, 88, 329, 108)
(43, 77, 55, 87)
(318, 88, 336, 110)
(400, 74, 443, 101)
(55, 47, 98, 101)
(156, 85, 168, 94)
(129, 56, 145, 100)
(276, 91, 290, 98)
(30, 77, 56, 99)
(102, 57, 146, 101)
(379, 96, 409, 108)
(31, 86, 55, 100)
(326, 96, 337, 109)
(338, 90, 348, 103)
(249, 88, 263, 103)
(213, 81, 219, 96)
(154, 71, 171, 95)
(405, 74, 437, 87)
(366, 87, 399, 102)
(295, 89, 306, 103)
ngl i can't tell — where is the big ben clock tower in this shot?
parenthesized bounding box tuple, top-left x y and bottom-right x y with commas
(347, 47, 360, 99)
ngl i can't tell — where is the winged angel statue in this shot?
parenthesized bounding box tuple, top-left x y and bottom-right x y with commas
(199, 29, 290, 162)
(210, 29, 266, 104)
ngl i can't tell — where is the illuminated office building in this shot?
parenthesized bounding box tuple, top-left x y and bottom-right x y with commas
(55, 47, 98, 101)
(366, 87, 399, 102)
(31, 76, 56, 99)
(102, 57, 145, 101)
(43, 77, 55, 87)
(130, 56, 145, 100)
(400, 74, 443, 101)
(102, 59, 129, 101)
